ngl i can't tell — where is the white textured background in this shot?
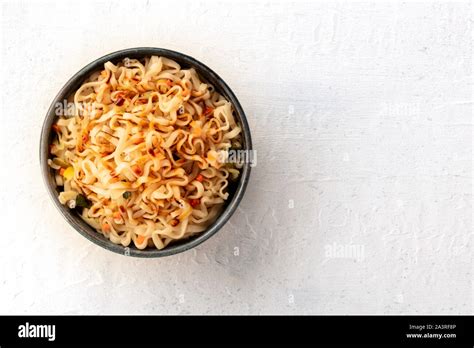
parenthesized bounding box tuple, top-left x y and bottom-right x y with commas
(0, 0, 472, 314)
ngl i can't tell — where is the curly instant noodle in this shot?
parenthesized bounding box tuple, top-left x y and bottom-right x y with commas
(48, 56, 241, 250)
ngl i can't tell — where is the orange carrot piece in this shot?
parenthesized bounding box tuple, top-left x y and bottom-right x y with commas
(102, 222, 111, 233)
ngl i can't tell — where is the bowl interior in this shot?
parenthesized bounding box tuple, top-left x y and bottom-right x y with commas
(40, 47, 252, 257)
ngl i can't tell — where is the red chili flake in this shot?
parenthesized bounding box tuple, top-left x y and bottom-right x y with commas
(203, 106, 214, 117)
(132, 165, 142, 176)
(147, 148, 155, 156)
(189, 199, 201, 208)
(82, 133, 89, 143)
(196, 174, 204, 182)
(170, 218, 179, 227)
(115, 97, 124, 106)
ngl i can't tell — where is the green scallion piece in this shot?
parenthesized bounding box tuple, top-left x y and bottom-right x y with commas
(75, 194, 91, 208)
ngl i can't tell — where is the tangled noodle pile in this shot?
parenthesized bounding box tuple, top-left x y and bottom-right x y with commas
(48, 56, 241, 250)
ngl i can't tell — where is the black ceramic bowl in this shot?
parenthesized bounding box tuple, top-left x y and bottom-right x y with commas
(40, 47, 252, 257)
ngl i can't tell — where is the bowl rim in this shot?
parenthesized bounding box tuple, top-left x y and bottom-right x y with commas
(39, 47, 252, 258)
